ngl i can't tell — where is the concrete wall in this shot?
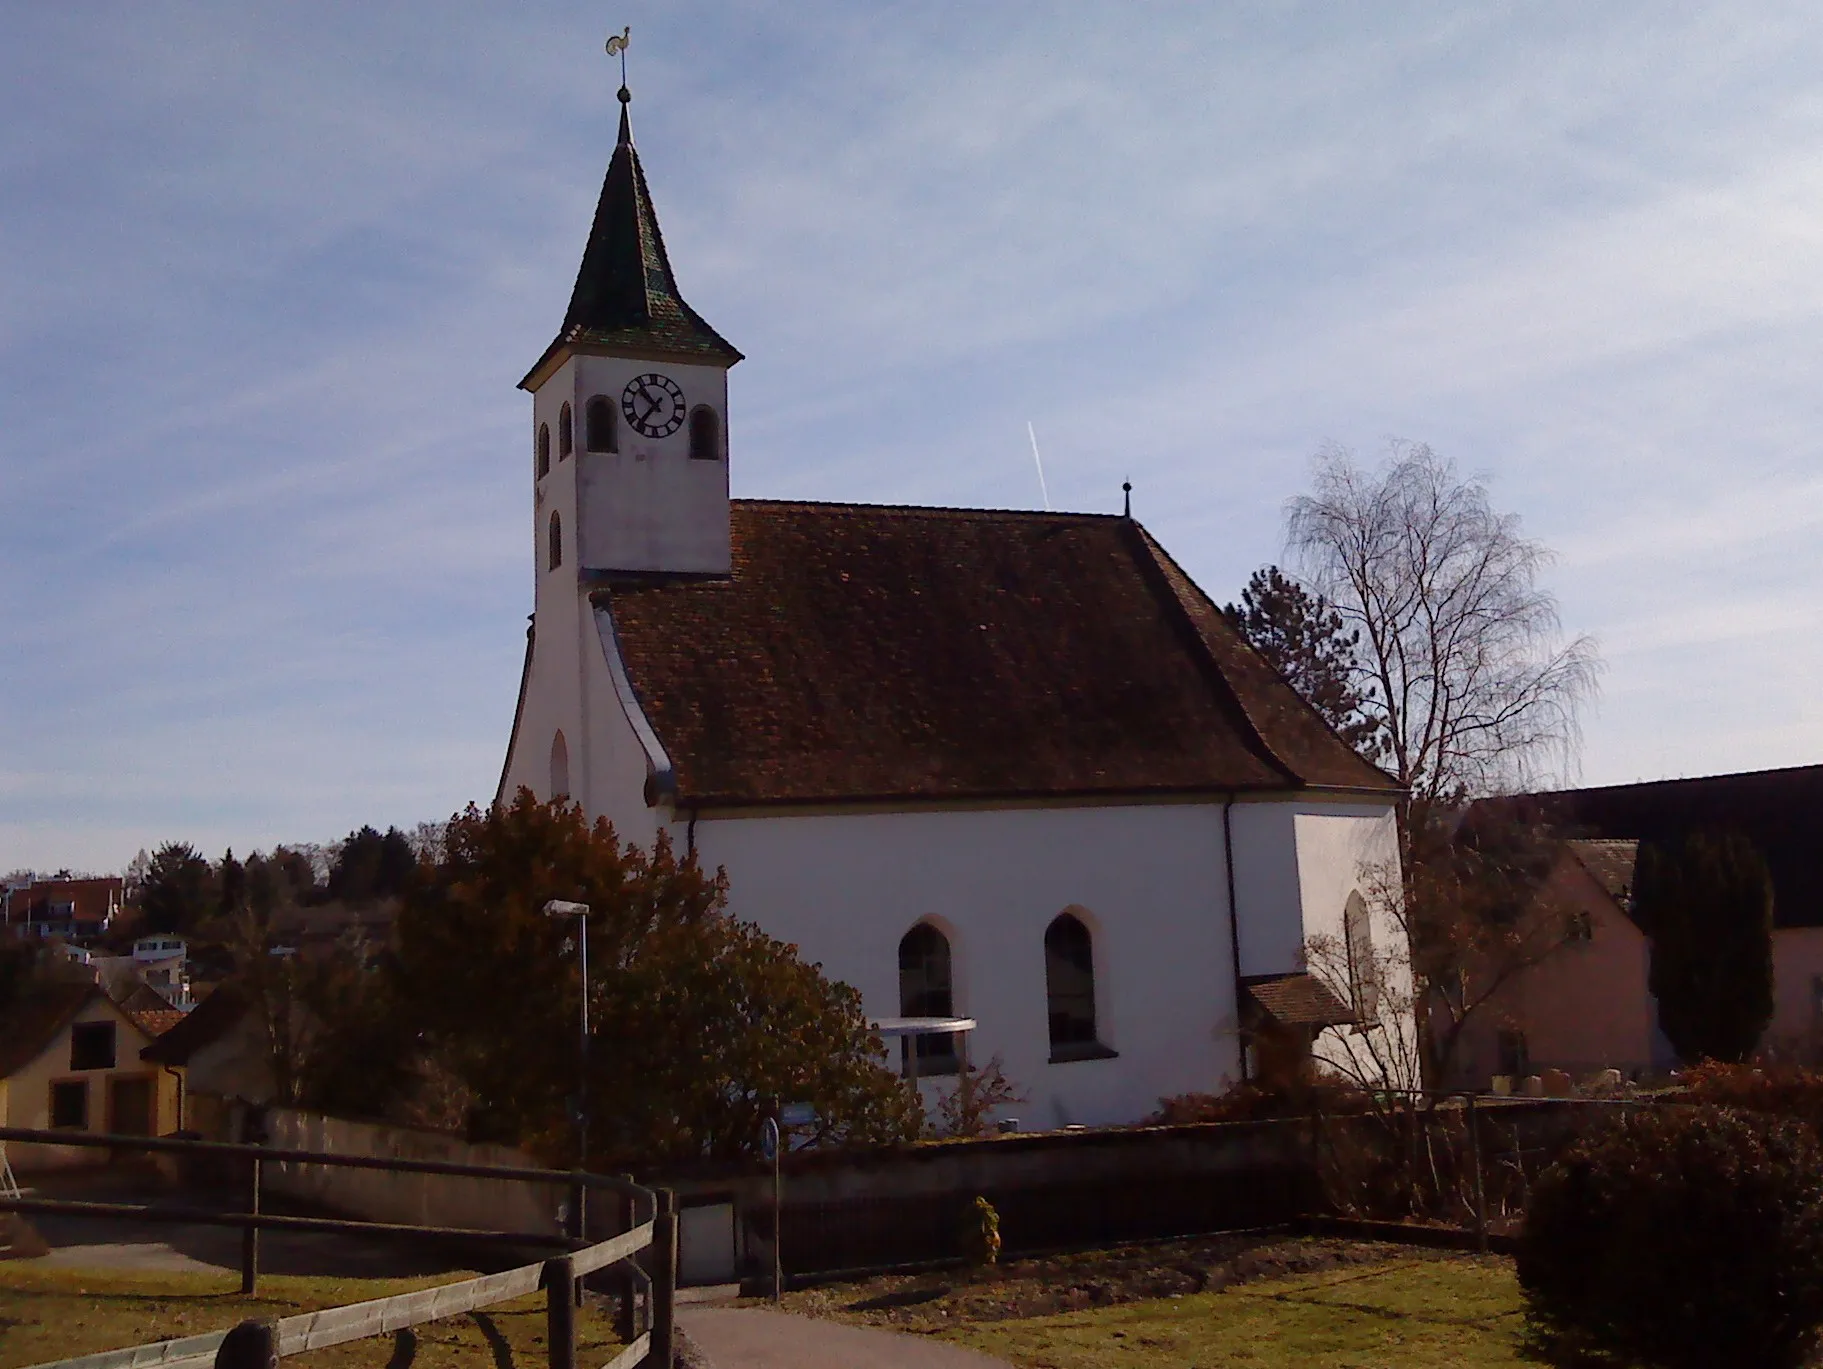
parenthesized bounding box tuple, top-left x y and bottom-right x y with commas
(3, 999, 176, 1172)
(669, 1119, 1318, 1277)
(1770, 928, 1823, 1060)
(264, 1109, 564, 1238)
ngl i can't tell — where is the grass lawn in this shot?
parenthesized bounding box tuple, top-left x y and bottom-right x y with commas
(0, 1266, 623, 1369)
(945, 1254, 1530, 1368)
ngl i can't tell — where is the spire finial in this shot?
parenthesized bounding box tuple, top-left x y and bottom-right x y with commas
(1122, 480, 1132, 518)
(606, 27, 632, 139)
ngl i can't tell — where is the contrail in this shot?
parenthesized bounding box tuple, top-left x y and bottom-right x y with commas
(1027, 421, 1052, 511)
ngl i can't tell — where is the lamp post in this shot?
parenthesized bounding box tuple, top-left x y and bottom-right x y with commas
(543, 899, 591, 1238)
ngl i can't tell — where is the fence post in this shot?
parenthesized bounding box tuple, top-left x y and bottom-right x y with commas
(1467, 1093, 1488, 1254)
(214, 1319, 276, 1369)
(240, 1144, 261, 1297)
(651, 1189, 678, 1369)
(545, 1254, 576, 1369)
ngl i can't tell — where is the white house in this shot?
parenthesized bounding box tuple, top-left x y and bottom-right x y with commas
(498, 84, 1407, 1128)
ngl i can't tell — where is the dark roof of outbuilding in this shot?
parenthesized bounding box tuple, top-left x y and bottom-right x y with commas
(521, 93, 740, 387)
(1243, 973, 1359, 1028)
(140, 985, 248, 1065)
(1494, 764, 1823, 929)
(600, 501, 1400, 808)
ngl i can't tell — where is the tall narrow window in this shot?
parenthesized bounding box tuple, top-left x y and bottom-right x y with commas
(898, 923, 958, 1074)
(688, 406, 720, 461)
(586, 396, 617, 453)
(1343, 891, 1379, 1022)
(1045, 912, 1103, 1057)
(550, 731, 570, 800)
(537, 423, 551, 478)
(548, 511, 562, 571)
(558, 402, 574, 459)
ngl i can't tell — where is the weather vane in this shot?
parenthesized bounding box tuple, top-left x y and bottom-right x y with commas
(606, 25, 630, 91)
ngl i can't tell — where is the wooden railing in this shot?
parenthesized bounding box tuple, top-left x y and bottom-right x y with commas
(0, 1125, 676, 1369)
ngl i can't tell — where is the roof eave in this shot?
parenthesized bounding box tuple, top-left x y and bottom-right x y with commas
(518, 333, 745, 392)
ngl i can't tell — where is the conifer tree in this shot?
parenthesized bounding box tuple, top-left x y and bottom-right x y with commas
(1636, 830, 1775, 1064)
(1225, 565, 1384, 759)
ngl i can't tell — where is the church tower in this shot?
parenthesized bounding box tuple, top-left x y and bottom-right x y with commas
(519, 83, 742, 584)
(499, 80, 739, 819)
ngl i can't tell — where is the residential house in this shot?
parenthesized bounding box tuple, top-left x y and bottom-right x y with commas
(1449, 839, 1668, 1087)
(139, 987, 273, 1140)
(0, 984, 182, 1171)
(494, 86, 1410, 1126)
(3, 877, 123, 944)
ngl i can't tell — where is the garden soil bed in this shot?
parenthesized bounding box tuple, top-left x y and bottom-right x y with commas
(782, 1233, 1457, 1330)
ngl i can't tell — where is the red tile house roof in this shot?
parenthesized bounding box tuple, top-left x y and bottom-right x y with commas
(599, 502, 1399, 808)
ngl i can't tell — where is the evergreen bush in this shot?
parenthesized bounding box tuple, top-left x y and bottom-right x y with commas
(1519, 1105, 1823, 1369)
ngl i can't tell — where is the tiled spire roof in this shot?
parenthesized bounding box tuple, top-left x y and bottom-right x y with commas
(522, 87, 740, 387)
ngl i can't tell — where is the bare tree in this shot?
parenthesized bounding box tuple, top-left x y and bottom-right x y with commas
(1287, 441, 1600, 809)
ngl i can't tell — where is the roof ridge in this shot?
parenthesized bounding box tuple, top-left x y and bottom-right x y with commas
(730, 498, 1126, 521)
(1529, 761, 1823, 799)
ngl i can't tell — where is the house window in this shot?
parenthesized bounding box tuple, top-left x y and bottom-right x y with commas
(1343, 891, 1380, 1022)
(1046, 912, 1110, 1060)
(548, 511, 562, 571)
(898, 923, 958, 1075)
(537, 423, 551, 478)
(586, 396, 617, 453)
(70, 1021, 116, 1071)
(550, 730, 570, 801)
(50, 1080, 88, 1129)
(688, 406, 720, 461)
(558, 402, 574, 459)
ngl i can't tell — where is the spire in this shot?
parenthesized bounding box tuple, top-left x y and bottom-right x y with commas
(521, 82, 740, 388)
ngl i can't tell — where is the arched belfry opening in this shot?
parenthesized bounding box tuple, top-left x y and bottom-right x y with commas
(548, 511, 563, 571)
(558, 402, 574, 460)
(537, 423, 551, 478)
(688, 406, 720, 461)
(550, 731, 570, 800)
(586, 396, 617, 453)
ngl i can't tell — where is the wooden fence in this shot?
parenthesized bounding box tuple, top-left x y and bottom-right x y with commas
(0, 1125, 676, 1369)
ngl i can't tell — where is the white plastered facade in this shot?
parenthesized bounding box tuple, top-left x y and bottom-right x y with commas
(506, 592, 1404, 1124)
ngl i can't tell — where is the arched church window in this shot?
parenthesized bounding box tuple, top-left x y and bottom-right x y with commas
(586, 396, 617, 453)
(558, 403, 574, 460)
(688, 405, 720, 461)
(548, 511, 562, 571)
(537, 423, 551, 478)
(898, 923, 958, 1075)
(1343, 891, 1379, 1022)
(1045, 912, 1103, 1058)
(550, 731, 570, 800)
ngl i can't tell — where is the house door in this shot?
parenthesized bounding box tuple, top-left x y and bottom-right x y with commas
(109, 1077, 154, 1137)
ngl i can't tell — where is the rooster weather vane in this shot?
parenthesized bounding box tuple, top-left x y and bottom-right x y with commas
(606, 26, 631, 92)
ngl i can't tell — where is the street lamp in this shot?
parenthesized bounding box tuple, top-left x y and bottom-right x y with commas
(543, 899, 591, 1235)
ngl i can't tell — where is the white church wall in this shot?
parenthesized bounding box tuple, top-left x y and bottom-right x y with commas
(689, 802, 1242, 1130)
(569, 355, 730, 576)
(1227, 801, 1307, 978)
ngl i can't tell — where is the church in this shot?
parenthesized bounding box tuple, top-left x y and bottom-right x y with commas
(498, 84, 1407, 1127)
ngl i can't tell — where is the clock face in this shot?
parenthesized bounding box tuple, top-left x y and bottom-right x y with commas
(621, 373, 687, 438)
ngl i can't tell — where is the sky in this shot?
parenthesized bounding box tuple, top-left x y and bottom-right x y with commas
(5, 3, 1822, 874)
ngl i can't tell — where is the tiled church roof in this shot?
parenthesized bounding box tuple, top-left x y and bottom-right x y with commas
(521, 91, 740, 387)
(601, 501, 1400, 808)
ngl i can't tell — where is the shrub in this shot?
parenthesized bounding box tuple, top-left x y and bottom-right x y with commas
(1149, 1078, 1373, 1125)
(1518, 1105, 1823, 1369)
(1682, 1061, 1823, 1133)
(960, 1196, 1001, 1266)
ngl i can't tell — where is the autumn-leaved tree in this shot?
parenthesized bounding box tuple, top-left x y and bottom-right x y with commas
(1225, 565, 1384, 760)
(392, 792, 919, 1167)
(1636, 830, 1775, 1065)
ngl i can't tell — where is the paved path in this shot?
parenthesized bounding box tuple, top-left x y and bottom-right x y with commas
(680, 1307, 1012, 1369)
